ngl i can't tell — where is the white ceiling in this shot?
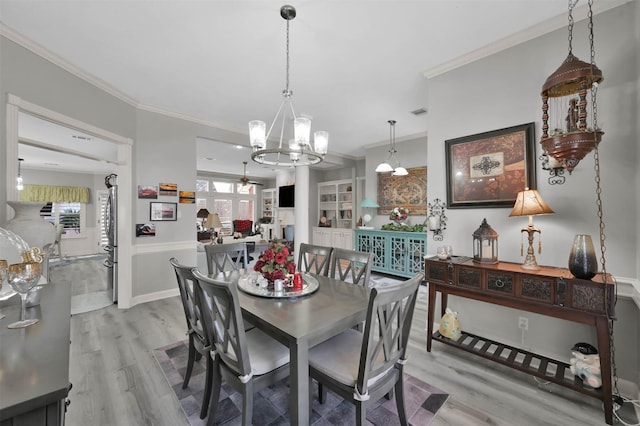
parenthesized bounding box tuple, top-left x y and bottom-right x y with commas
(1, 0, 623, 179)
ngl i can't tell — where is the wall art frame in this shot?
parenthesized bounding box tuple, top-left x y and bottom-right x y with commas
(377, 166, 427, 215)
(150, 202, 177, 221)
(445, 122, 536, 209)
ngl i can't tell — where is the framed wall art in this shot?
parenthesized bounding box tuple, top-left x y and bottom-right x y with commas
(445, 122, 536, 208)
(377, 166, 427, 215)
(150, 202, 177, 221)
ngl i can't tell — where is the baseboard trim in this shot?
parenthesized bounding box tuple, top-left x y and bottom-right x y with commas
(130, 288, 179, 306)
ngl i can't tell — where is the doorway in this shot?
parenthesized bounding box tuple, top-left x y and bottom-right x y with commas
(5, 94, 134, 309)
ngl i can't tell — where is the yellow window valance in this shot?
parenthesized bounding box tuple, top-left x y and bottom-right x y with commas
(19, 184, 90, 203)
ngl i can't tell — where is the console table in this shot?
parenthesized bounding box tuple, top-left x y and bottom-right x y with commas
(0, 281, 71, 425)
(354, 229, 426, 278)
(424, 257, 615, 425)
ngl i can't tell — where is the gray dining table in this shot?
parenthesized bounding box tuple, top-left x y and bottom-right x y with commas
(215, 270, 369, 426)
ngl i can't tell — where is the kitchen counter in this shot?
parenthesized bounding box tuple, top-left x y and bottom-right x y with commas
(0, 281, 71, 425)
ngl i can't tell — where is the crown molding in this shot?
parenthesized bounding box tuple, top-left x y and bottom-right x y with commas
(423, 0, 631, 79)
(1, 23, 139, 107)
(1, 22, 248, 137)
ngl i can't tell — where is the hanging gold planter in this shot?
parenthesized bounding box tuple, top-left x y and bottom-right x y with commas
(540, 0, 603, 173)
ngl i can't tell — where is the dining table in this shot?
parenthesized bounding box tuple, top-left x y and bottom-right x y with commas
(214, 270, 369, 426)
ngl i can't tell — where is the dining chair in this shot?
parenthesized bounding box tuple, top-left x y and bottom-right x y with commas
(329, 248, 374, 287)
(203, 241, 248, 275)
(169, 258, 214, 420)
(308, 273, 423, 426)
(297, 243, 333, 276)
(192, 270, 290, 426)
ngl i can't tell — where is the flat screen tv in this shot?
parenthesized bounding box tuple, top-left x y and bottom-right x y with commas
(278, 185, 295, 208)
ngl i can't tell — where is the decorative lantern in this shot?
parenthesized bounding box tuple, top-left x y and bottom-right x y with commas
(472, 218, 498, 264)
(540, 0, 603, 173)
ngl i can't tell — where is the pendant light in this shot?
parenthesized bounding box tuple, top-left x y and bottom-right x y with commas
(249, 5, 328, 167)
(376, 120, 408, 176)
(16, 158, 24, 191)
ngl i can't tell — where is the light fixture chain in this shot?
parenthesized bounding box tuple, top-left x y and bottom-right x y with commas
(588, 0, 598, 131)
(593, 144, 619, 398)
(567, 0, 578, 54)
(285, 19, 290, 94)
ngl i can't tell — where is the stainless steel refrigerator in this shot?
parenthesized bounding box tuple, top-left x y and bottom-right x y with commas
(104, 174, 118, 302)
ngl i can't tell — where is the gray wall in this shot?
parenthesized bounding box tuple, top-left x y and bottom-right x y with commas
(426, 4, 638, 384)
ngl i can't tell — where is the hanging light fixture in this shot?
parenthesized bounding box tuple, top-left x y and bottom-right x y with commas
(540, 0, 603, 173)
(249, 5, 328, 167)
(375, 120, 408, 176)
(16, 158, 24, 191)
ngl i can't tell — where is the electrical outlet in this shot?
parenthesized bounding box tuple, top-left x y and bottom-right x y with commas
(518, 317, 529, 331)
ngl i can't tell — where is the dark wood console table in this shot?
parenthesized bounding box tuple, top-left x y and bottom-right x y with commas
(0, 282, 71, 425)
(425, 257, 615, 425)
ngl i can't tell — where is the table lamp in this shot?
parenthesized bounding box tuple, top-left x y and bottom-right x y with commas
(197, 208, 210, 229)
(205, 213, 224, 244)
(359, 198, 379, 229)
(509, 188, 554, 270)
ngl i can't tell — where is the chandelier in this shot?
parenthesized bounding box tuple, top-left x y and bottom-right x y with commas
(540, 0, 603, 173)
(375, 120, 408, 176)
(249, 5, 328, 167)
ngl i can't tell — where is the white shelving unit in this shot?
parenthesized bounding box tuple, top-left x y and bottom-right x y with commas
(314, 179, 354, 249)
(317, 179, 354, 229)
(261, 188, 278, 240)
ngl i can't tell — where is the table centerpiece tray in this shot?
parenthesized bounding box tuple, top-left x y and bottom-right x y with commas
(237, 272, 319, 299)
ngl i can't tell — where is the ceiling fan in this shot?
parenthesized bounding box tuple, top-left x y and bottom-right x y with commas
(239, 161, 264, 186)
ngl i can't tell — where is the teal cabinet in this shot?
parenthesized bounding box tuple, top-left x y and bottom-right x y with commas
(355, 229, 427, 278)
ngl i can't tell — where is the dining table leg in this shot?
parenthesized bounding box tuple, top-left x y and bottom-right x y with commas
(290, 339, 310, 426)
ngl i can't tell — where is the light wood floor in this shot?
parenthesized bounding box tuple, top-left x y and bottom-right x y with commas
(67, 285, 619, 426)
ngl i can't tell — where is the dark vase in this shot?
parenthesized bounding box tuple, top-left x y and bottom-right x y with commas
(568, 234, 598, 279)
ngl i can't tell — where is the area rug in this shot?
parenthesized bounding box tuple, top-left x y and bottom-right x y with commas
(154, 341, 448, 426)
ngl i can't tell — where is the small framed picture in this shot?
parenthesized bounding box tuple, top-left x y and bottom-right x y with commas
(159, 183, 178, 196)
(136, 223, 156, 237)
(138, 185, 158, 199)
(150, 202, 177, 221)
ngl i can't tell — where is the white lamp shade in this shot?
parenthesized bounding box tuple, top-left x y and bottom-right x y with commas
(288, 139, 301, 161)
(375, 162, 393, 173)
(294, 117, 311, 147)
(249, 120, 266, 149)
(313, 131, 328, 155)
(392, 166, 408, 176)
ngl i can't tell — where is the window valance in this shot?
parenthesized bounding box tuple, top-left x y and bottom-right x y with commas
(19, 185, 90, 203)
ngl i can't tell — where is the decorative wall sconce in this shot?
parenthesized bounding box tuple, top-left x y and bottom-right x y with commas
(426, 198, 447, 241)
(539, 153, 566, 185)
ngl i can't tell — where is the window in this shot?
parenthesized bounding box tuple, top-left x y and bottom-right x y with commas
(196, 178, 257, 234)
(196, 179, 209, 192)
(40, 202, 86, 238)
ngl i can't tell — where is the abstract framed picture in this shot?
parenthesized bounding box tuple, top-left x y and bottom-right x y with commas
(377, 166, 427, 215)
(150, 202, 177, 221)
(445, 122, 536, 208)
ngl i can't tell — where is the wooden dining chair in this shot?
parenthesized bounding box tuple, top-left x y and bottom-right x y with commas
(192, 270, 290, 426)
(329, 248, 374, 287)
(297, 243, 333, 276)
(308, 273, 423, 426)
(203, 242, 248, 275)
(169, 258, 213, 420)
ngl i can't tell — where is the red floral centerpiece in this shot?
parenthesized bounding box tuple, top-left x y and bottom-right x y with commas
(389, 207, 409, 224)
(253, 241, 296, 283)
